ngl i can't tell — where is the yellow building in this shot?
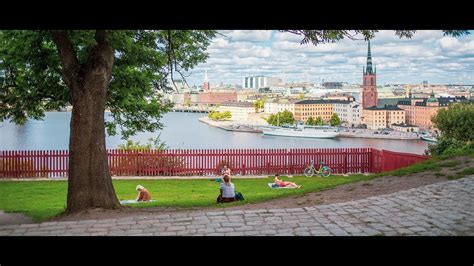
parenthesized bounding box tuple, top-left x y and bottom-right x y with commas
(362, 105, 406, 130)
(217, 101, 255, 121)
(294, 100, 350, 122)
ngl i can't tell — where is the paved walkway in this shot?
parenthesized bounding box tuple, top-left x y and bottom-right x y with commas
(1, 176, 473, 236)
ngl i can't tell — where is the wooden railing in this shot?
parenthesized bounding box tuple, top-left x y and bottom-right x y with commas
(0, 148, 429, 178)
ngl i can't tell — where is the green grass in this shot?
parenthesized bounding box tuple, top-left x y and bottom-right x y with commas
(375, 158, 443, 177)
(0, 175, 374, 222)
(448, 167, 474, 180)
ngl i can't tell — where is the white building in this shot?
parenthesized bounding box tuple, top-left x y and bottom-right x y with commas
(242, 76, 280, 89)
(218, 101, 255, 121)
(333, 101, 362, 127)
(264, 101, 280, 114)
(348, 103, 362, 127)
(263, 99, 296, 115)
(278, 101, 295, 114)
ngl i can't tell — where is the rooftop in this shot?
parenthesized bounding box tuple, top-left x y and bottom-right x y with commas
(220, 101, 253, 107)
(295, 99, 352, 105)
(365, 105, 403, 111)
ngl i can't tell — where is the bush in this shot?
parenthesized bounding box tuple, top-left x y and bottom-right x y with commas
(118, 136, 168, 151)
(113, 136, 187, 176)
(208, 111, 232, 121)
(267, 110, 295, 126)
(426, 137, 473, 156)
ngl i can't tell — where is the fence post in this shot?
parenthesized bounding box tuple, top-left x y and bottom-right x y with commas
(15, 151, 20, 178)
(288, 149, 293, 175)
(381, 150, 386, 172)
(242, 163, 246, 176)
(343, 150, 348, 174)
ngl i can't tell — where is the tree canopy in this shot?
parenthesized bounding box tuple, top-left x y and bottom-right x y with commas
(284, 30, 469, 46)
(0, 30, 216, 138)
(330, 113, 341, 126)
(432, 103, 474, 143)
(266, 110, 295, 126)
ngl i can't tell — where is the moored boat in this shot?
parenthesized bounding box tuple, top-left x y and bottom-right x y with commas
(261, 125, 340, 139)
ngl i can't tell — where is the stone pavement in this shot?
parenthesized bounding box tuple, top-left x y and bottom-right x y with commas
(1, 176, 473, 236)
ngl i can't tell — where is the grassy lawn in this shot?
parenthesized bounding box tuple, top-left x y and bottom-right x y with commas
(0, 174, 374, 222)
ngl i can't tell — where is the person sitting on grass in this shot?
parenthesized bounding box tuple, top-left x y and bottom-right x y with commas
(136, 185, 152, 202)
(217, 175, 244, 203)
(211, 165, 232, 183)
(274, 174, 302, 188)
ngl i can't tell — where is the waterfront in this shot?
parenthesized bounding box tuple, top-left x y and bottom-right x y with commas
(0, 112, 430, 154)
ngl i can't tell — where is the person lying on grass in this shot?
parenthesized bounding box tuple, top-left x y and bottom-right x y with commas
(136, 185, 152, 202)
(217, 175, 244, 203)
(274, 174, 302, 188)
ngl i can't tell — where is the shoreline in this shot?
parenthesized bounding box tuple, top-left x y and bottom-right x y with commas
(198, 117, 262, 133)
(199, 117, 423, 141)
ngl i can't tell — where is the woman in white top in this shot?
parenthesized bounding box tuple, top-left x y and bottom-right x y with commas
(217, 175, 236, 203)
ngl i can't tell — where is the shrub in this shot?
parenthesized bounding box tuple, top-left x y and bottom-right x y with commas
(426, 137, 464, 156)
(113, 136, 186, 176)
(208, 111, 232, 121)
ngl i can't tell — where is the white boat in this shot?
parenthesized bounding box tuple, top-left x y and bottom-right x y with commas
(261, 125, 340, 139)
(420, 135, 438, 142)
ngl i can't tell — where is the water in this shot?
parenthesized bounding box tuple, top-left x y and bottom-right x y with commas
(0, 112, 429, 154)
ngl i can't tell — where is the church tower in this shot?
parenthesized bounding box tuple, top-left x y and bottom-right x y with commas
(203, 70, 210, 91)
(362, 40, 378, 108)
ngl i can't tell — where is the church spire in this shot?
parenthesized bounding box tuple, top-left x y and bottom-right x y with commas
(366, 40, 373, 74)
(204, 69, 209, 83)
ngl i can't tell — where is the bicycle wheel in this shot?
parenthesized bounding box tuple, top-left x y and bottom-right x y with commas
(304, 167, 314, 177)
(321, 167, 331, 177)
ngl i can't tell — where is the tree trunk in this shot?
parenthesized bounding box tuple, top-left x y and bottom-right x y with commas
(66, 38, 121, 213)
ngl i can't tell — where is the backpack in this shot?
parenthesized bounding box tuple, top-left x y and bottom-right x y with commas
(235, 191, 245, 201)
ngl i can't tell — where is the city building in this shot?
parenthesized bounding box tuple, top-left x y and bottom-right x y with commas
(242, 76, 280, 90)
(294, 99, 351, 123)
(397, 92, 467, 130)
(217, 101, 255, 121)
(236, 90, 258, 102)
(362, 105, 405, 130)
(348, 103, 362, 127)
(361, 40, 378, 109)
(333, 101, 361, 127)
(263, 98, 297, 115)
(198, 91, 237, 105)
(322, 82, 344, 90)
(264, 100, 279, 114)
(391, 123, 419, 133)
(278, 99, 297, 114)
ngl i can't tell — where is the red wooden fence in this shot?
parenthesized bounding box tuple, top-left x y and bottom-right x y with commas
(0, 148, 429, 178)
(370, 149, 430, 173)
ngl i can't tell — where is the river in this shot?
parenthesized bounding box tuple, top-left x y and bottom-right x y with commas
(0, 112, 430, 154)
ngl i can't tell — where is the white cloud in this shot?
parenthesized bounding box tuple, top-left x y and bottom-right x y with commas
(185, 30, 474, 86)
(226, 30, 272, 42)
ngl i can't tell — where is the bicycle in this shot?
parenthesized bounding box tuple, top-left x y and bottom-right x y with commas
(304, 160, 332, 177)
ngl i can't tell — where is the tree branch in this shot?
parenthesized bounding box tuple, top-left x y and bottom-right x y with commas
(95, 30, 107, 44)
(51, 30, 80, 88)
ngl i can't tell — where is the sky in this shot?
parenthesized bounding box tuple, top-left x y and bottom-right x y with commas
(183, 30, 474, 87)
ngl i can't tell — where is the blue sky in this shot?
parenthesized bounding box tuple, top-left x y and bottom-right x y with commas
(184, 30, 474, 86)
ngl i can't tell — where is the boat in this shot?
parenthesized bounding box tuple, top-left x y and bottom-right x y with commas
(260, 125, 340, 139)
(420, 135, 438, 142)
(419, 132, 438, 142)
